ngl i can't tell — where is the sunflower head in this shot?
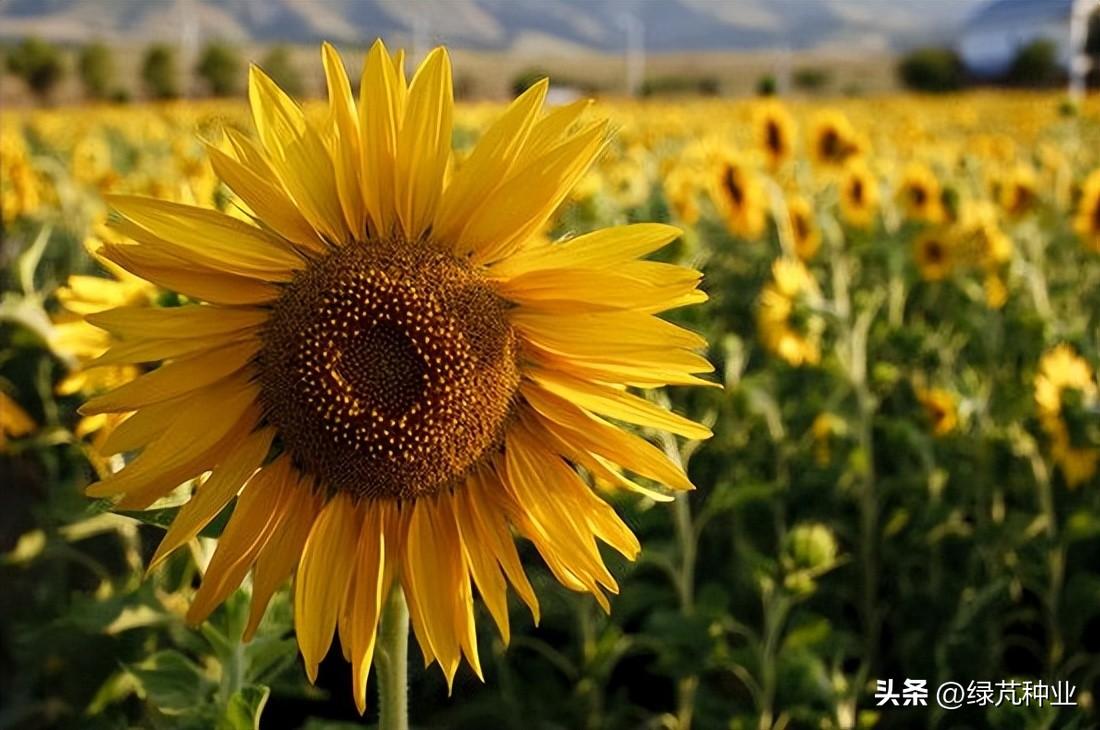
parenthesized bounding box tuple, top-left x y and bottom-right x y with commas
(997, 164, 1038, 217)
(897, 163, 945, 224)
(809, 110, 860, 168)
(79, 41, 712, 712)
(913, 229, 955, 281)
(916, 386, 958, 437)
(786, 195, 820, 260)
(838, 159, 879, 229)
(711, 153, 767, 240)
(1034, 345, 1099, 488)
(757, 257, 822, 367)
(1074, 168, 1100, 253)
(755, 101, 795, 170)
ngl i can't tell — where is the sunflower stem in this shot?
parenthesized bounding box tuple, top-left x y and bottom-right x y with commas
(377, 584, 409, 730)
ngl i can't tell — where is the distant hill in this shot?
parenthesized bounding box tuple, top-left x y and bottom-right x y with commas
(0, 0, 982, 53)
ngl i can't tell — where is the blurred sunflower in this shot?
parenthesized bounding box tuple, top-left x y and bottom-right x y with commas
(757, 257, 822, 366)
(663, 166, 700, 225)
(916, 386, 958, 437)
(956, 201, 1012, 270)
(997, 163, 1038, 218)
(897, 162, 945, 224)
(79, 41, 712, 710)
(0, 391, 36, 451)
(913, 228, 955, 281)
(754, 101, 795, 171)
(1075, 168, 1100, 253)
(1035, 345, 1099, 488)
(808, 110, 861, 168)
(711, 153, 767, 240)
(838, 159, 878, 229)
(786, 195, 820, 260)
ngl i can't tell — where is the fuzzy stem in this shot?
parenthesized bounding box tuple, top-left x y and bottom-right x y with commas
(377, 585, 410, 730)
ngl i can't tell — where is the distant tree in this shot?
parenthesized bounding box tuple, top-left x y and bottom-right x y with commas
(792, 66, 830, 92)
(6, 37, 65, 101)
(755, 74, 777, 96)
(196, 40, 242, 96)
(77, 41, 115, 100)
(898, 47, 964, 93)
(1087, 10, 1100, 56)
(141, 44, 180, 100)
(1006, 39, 1062, 87)
(511, 67, 548, 97)
(260, 45, 304, 96)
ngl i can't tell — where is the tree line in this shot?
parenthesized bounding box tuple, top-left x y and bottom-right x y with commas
(2, 38, 303, 103)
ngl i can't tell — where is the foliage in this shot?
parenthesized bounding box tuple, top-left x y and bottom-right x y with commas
(898, 47, 965, 93)
(5, 36, 65, 100)
(196, 41, 242, 97)
(1006, 40, 1063, 88)
(259, 45, 304, 98)
(77, 42, 116, 101)
(792, 67, 830, 92)
(511, 67, 548, 97)
(141, 44, 180, 100)
(641, 75, 721, 97)
(756, 74, 778, 97)
(2, 91, 1100, 729)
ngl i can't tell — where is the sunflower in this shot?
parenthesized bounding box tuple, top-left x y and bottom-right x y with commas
(955, 201, 1012, 270)
(915, 386, 958, 437)
(913, 229, 955, 281)
(838, 159, 878, 230)
(997, 163, 1038, 218)
(754, 101, 796, 171)
(663, 166, 700, 225)
(0, 391, 36, 451)
(1035, 345, 1099, 488)
(808, 110, 861, 168)
(897, 162, 945, 224)
(79, 42, 712, 711)
(710, 152, 767, 240)
(757, 257, 822, 367)
(1074, 168, 1100, 253)
(786, 195, 820, 260)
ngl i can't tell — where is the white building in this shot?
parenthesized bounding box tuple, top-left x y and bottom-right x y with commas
(958, 0, 1083, 77)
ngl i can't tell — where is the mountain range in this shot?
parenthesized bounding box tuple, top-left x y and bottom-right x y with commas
(0, 0, 984, 53)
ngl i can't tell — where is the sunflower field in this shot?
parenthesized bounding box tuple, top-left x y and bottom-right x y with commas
(2, 48, 1100, 730)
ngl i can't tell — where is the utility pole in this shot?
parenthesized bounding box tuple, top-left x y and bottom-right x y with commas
(1068, 0, 1098, 102)
(618, 10, 645, 97)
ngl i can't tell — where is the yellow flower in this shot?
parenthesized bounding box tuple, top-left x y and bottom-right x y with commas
(710, 153, 767, 240)
(0, 392, 36, 451)
(998, 164, 1038, 217)
(913, 228, 955, 281)
(810, 412, 846, 465)
(754, 101, 796, 171)
(1035, 345, 1099, 487)
(897, 162, 945, 224)
(786, 195, 821, 260)
(808, 110, 862, 168)
(916, 386, 958, 437)
(838, 159, 878, 229)
(757, 257, 822, 366)
(1074, 168, 1100, 253)
(664, 166, 700, 225)
(955, 200, 1012, 270)
(79, 42, 712, 711)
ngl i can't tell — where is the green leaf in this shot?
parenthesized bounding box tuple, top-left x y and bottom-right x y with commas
(218, 684, 270, 730)
(114, 499, 236, 538)
(128, 650, 216, 712)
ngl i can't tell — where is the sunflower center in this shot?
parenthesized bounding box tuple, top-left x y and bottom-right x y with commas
(258, 238, 520, 500)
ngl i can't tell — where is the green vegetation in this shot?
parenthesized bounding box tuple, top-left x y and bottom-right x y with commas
(260, 45, 304, 97)
(141, 44, 180, 100)
(898, 47, 965, 93)
(77, 42, 115, 100)
(196, 41, 242, 97)
(6, 37, 65, 100)
(1006, 39, 1062, 87)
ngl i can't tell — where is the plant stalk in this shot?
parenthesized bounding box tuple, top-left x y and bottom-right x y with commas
(377, 585, 410, 730)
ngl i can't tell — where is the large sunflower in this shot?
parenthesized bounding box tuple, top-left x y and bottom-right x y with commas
(79, 42, 712, 711)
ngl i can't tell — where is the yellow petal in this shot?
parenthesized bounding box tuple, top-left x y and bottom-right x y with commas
(87, 305, 268, 340)
(149, 427, 274, 570)
(107, 195, 303, 276)
(296, 493, 361, 682)
(100, 243, 280, 306)
(433, 79, 548, 247)
(322, 42, 367, 237)
(186, 457, 294, 625)
(348, 505, 388, 715)
(393, 47, 453, 240)
(528, 368, 711, 440)
(245, 478, 323, 641)
(490, 223, 680, 278)
(358, 39, 402, 237)
(81, 339, 260, 415)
